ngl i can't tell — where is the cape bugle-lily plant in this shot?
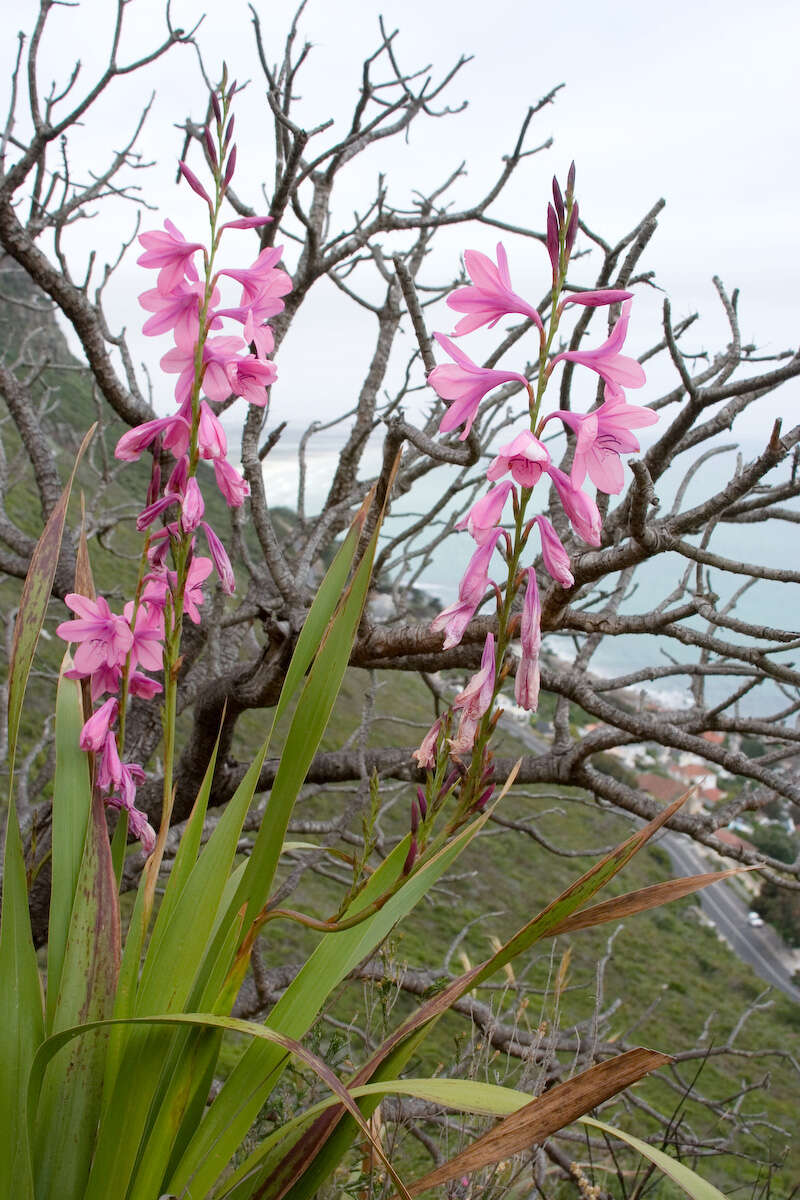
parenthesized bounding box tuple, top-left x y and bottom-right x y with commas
(1, 77, 743, 1200)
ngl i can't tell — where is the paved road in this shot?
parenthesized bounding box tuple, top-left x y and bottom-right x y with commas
(661, 832, 800, 1004)
(497, 710, 800, 1003)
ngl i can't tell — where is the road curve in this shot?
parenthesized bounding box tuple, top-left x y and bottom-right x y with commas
(661, 832, 800, 1004)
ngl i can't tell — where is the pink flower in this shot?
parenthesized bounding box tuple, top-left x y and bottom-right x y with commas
(225, 353, 277, 406)
(446, 243, 543, 336)
(450, 634, 496, 757)
(160, 335, 245, 405)
(214, 457, 250, 507)
(201, 521, 236, 594)
(96, 730, 123, 792)
(218, 246, 290, 304)
(107, 795, 156, 854)
(78, 697, 119, 752)
(137, 219, 203, 293)
(115, 414, 191, 463)
(549, 300, 645, 401)
(57, 594, 134, 675)
(136, 492, 181, 532)
(543, 391, 658, 493)
(180, 556, 214, 623)
(139, 280, 218, 349)
(181, 476, 205, 532)
(128, 671, 162, 699)
(123, 600, 164, 673)
(431, 529, 502, 650)
(532, 516, 574, 587)
(429, 334, 529, 441)
(413, 717, 443, 769)
(545, 466, 602, 546)
(197, 401, 228, 460)
(486, 431, 550, 488)
(514, 569, 541, 711)
(456, 481, 514, 545)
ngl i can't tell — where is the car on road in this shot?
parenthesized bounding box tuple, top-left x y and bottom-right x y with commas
(747, 911, 764, 928)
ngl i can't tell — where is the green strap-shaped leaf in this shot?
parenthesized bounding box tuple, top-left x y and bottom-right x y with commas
(0, 425, 94, 1199)
(0, 795, 41, 1200)
(580, 1116, 729, 1200)
(26, 1012, 414, 1200)
(46, 662, 93, 1033)
(82, 753, 266, 1200)
(167, 809, 496, 1199)
(32, 789, 120, 1200)
(217, 1078, 728, 1200)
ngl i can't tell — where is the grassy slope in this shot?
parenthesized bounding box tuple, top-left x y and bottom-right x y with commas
(2, 282, 798, 1195)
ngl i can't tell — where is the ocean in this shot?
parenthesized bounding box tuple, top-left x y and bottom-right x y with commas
(258, 426, 799, 718)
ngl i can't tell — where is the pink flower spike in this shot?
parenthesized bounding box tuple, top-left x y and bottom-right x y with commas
(447, 243, 543, 336)
(545, 465, 602, 546)
(533, 516, 574, 587)
(560, 289, 632, 311)
(137, 219, 203, 294)
(219, 216, 273, 231)
(201, 522, 235, 594)
(486, 430, 550, 488)
(542, 391, 658, 493)
(429, 333, 529, 441)
(197, 401, 228, 460)
(550, 300, 645, 400)
(79, 697, 119, 752)
(178, 161, 213, 206)
(56, 594, 134, 675)
(456, 480, 514, 545)
(214, 457, 250, 507)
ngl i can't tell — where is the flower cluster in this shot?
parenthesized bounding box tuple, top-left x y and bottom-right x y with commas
(417, 166, 657, 776)
(57, 81, 290, 852)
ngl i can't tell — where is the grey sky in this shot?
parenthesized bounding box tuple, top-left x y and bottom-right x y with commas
(4, 0, 798, 435)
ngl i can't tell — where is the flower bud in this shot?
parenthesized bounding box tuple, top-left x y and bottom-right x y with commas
(403, 837, 418, 876)
(223, 145, 237, 186)
(203, 125, 218, 166)
(178, 161, 212, 206)
(210, 90, 222, 127)
(546, 203, 559, 277)
(416, 786, 427, 821)
(410, 798, 419, 836)
(566, 160, 576, 197)
(565, 201, 579, 257)
(552, 176, 564, 224)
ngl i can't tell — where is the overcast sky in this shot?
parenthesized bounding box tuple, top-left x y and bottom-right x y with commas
(4, 0, 799, 439)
